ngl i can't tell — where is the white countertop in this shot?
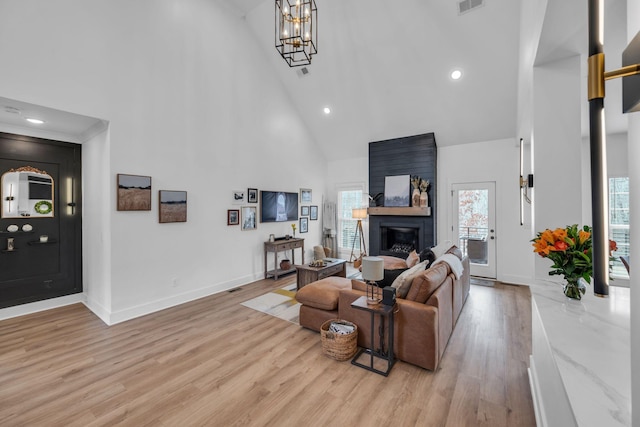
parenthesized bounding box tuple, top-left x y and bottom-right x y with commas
(529, 280, 631, 426)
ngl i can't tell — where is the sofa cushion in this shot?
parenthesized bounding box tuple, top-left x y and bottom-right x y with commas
(405, 263, 449, 303)
(405, 250, 419, 268)
(391, 260, 429, 298)
(431, 240, 453, 258)
(295, 277, 352, 311)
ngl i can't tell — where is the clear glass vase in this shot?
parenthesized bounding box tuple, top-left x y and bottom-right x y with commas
(563, 278, 586, 300)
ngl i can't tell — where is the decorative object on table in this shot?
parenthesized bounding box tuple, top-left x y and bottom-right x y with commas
(21, 224, 32, 232)
(275, 0, 318, 68)
(532, 224, 617, 300)
(320, 319, 358, 361)
(227, 209, 239, 225)
(419, 178, 430, 207)
(410, 175, 422, 207)
(291, 222, 297, 237)
(362, 256, 384, 304)
(349, 207, 368, 263)
(310, 205, 318, 220)
(384, 175, 410, 207)
(40, 235, 48, 243)
(117, 174, 151, 211)
(310, 259, 325, 267)
(232, 190, 245, 205)
(301, 205, 310, 216)
(280, 259, 292, 270)
(159, 190, 187, 223)
(241, 206, 257, 230)
(247, 188, 258, 203)
(300, 188, 312, 203)
(6, 224, 18, 232)
(6, 237, 14, 251)
(368, 192, 384, 207)
(299, 217, 308, 233)
(269, 233, 275, 242)
(382, 286, 396, 306)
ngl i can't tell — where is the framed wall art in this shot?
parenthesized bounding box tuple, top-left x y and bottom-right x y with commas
(159, 190, 187, 223)
(117, 174, 152, 211)
(299, 217, 308, 233)
(301, 205, 310, 216)
(241, 206, 257, 231)
(228, 209, 239, 225)
(310, 205, 318, 220)
(247, 188, 258, 203)
(384, 175, 410, 207)
(300, 188, 312, 203)
(232, 190, 245, 204)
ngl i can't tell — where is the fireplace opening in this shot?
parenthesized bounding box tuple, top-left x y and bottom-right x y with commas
(380, 226, 420, 257)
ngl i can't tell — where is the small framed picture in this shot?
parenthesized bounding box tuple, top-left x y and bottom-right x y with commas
(301, 205, 310, 216)
(117, 174, 152, 211)
(232, 190, 245, 205)
(247, 188, 258, 203)
(310, 205, 318, 220)
(300, 188, 312, 203)
(300, 217, 308, 233)
(241, 206, 257, 231)
(228, 209, 239, 225)
(159, 190, 187, 223)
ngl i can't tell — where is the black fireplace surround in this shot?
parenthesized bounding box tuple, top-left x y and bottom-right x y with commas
(368, 133, 437, 258)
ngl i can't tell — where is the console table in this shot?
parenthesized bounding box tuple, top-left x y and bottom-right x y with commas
(264, 238, 304, 280)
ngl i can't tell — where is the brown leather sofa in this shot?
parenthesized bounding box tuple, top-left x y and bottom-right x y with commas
(296, 249, 470, 371)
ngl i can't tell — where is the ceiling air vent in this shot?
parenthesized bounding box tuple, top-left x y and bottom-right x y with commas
(458, 0, 484, 15)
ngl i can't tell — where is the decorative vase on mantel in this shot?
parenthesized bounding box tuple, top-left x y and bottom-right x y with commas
(563, 278, 587, 300)
(419, 191, 428, 208)
(412, 188, 421, 207)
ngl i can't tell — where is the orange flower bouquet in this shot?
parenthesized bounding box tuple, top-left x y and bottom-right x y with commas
(532, 224, 616, 300)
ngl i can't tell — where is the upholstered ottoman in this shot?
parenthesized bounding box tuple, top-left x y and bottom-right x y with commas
(296, 276, 352, 331)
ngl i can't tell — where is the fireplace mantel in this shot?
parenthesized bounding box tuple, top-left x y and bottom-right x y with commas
(368, 206, 431, 216)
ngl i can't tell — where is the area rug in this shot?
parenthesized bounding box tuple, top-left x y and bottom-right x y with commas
(240, 283, 300, 325)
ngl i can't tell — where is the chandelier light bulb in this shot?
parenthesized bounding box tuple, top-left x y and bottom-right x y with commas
(304, 32, 310, 41)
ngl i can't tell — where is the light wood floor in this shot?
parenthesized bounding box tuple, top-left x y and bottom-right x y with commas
(0, 277, 536, 427)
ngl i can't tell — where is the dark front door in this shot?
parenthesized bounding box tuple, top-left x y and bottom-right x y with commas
(0, 132, 82, 309)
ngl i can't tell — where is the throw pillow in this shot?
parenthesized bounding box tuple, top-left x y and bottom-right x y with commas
(405, 263, 449, 303)
(390, 260, 428, 299)
(419, 248, 436, 267)
(405, 250, 419, 268)
(379, 268, 408, 288)
(431, 240, 453, 258)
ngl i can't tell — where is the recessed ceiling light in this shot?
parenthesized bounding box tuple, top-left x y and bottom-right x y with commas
(25, 118, 45, 124)
(323, 107, 331, 115)
(450, 69, 463, 80)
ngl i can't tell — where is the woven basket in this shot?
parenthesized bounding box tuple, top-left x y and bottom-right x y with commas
(320, 319, 358, 361)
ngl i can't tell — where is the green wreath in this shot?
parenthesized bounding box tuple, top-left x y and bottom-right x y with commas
(34, 200, 52, 215)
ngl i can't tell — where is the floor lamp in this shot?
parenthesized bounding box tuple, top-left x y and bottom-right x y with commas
(350, 208, 368, 262)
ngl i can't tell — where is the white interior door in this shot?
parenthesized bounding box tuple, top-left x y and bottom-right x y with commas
(452, 182, 496, 279)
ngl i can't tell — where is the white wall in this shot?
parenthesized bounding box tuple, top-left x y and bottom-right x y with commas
(0, 0, 328, 323)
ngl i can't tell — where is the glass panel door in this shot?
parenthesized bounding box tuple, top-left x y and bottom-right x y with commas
(452, 182, 496, 278)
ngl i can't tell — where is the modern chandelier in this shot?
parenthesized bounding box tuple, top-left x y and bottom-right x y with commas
(275, 0, 317, 67)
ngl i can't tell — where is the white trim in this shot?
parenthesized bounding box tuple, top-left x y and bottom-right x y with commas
(0, 293, 85, 322)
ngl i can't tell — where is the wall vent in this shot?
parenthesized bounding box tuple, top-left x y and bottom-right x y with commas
(458, 0, 484, 15)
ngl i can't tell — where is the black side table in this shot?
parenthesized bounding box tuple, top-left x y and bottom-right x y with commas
(350, 295, 396, 376)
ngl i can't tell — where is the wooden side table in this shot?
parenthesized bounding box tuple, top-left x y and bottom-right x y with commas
(295, 258, 347, 289)
(350, 295, 396, 376)
(264, 238, 304, 280)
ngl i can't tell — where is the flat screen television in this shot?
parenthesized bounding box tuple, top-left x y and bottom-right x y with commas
(260, 191, 298, 223)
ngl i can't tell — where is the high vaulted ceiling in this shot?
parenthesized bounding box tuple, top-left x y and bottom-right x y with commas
(227, 0, 523, 161)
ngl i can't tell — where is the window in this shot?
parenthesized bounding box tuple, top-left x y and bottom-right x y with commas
(609, 177, 629, 278)
(337, 188, 363, 253)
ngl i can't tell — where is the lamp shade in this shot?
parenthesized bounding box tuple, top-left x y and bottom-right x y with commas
(352, 208, 368, 220)
(362, 256, 384, 282)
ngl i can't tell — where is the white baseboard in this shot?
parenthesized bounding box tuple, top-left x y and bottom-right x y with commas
(528, 355, 544, 427)
(0, 293, 85, 322)
(498, 274, 532, 286)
